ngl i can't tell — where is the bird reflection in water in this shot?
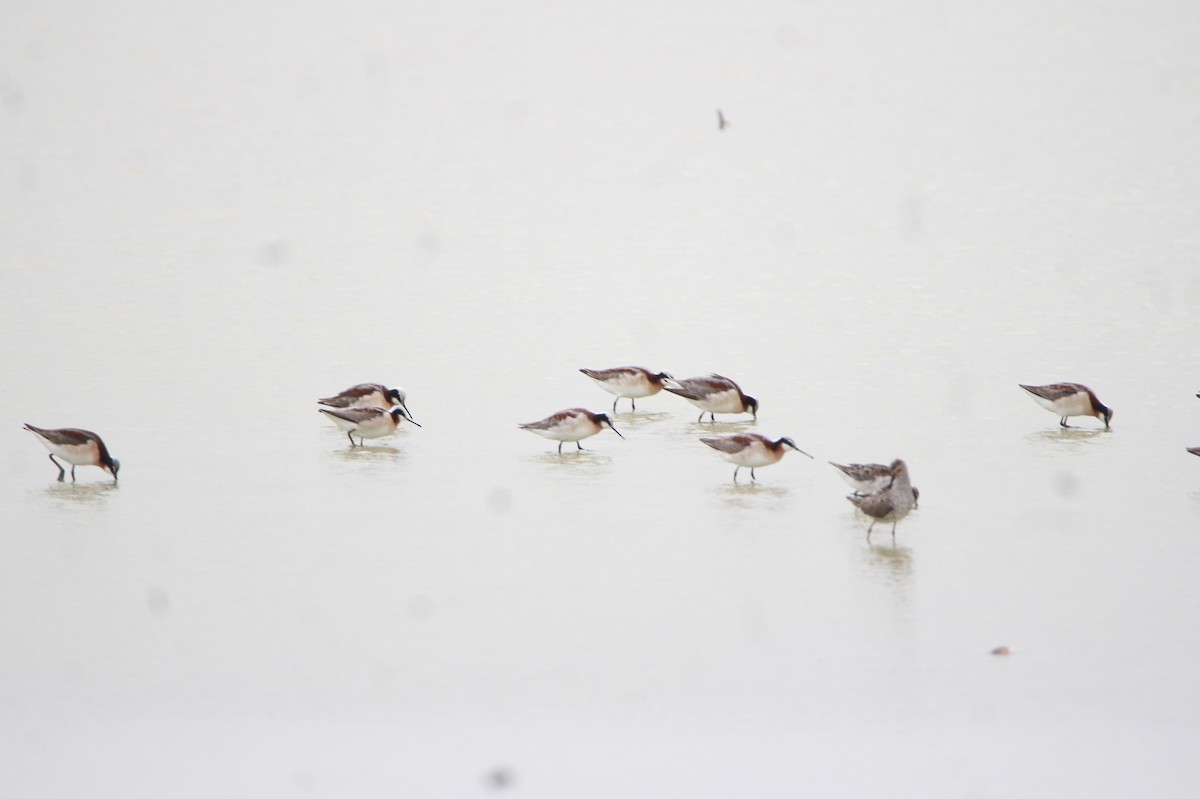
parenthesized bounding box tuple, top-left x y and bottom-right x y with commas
(333, 445, 404, 463)
(41, 480, 119, 508)
(529, 450, 613, 475)
(717, 481, 789, 512)
(1025, 427, 1107, 448)
(864, 540, 913, 586)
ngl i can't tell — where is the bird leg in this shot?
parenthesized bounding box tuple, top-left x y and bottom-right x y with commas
(698, 411, 705, 423)
(577, 442, 584, 451)
(71, 465, 76, 481)
(631, 398, 637, 411)
(557, 441, 564, 454)
(1060, 417, 1070, 427)
(612, 397, 619, 413)
(49, 454, 65, 481)
(346, 432, 357, 446)
(733, 466, 740, 482)
(750, 468, 757, 481)
(866, 520, 877, 540)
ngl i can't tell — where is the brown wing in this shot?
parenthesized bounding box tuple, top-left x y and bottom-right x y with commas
(519, 408, 584, 430)
(665, 374, 737, 400)
(1019, 383, 1086, 402)
(580, 367, 643, 381)
(24, 425, 97, 447)
(319, 406, 383, 424)
(700, 434, 753, 454)
(319, 383, 385, 406)
(831, 462, 889, 481)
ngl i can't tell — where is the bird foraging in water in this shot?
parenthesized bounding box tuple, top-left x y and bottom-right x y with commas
(519, 408, 623, 454)
(1019, 383, 1112, 428)
(700, 432, 812, 482)
(319, 383, 413, 419)
(579, 367, 672, 413)
(24, 424, 120, 482)
(319, 405, 419, 446)
(847, 459, 916, 540)
(663, 374, 758, 422)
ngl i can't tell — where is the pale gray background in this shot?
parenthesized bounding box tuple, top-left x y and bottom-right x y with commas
(2, 1, 1199, 796)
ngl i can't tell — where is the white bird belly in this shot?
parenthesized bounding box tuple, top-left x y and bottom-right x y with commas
(594, 373, 656, 398)
(721, 445, 778, 468)
(40, 441, 96, 465)
(355, 417, 397, 438)
(534, 416, 596, 442)
(690, 387, 741, 413)
(1033, 391, 1090, 416)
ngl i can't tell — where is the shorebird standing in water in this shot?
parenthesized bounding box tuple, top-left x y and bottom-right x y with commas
(319, 405, 419, 446)
(700, 432, 812, 482)
(847, 459, 916, 540)
(24, 424, 120, 482)
(663, 374, 758, 422)
(1019, 383, 1112, 428)
(519, 408, 623, 454)
(319, 383, 413, 420)
(579, 367, 672, 413)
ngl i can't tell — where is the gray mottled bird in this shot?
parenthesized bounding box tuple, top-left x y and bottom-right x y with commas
(847, 459, 916, 540)
(830, 461, 919, 507)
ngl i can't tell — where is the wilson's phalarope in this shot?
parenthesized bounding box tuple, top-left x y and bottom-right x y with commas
(579, 367, 672, 413)
(700, 433, 812, 482)
(24, 424, 120, 482)
(663, 374, 758, 422)
(319, 405, 419, 446)
(519, 408, 623, 454)
(847, 459, 916, 540)
(319, 383, 413, 419)
(1019, 383, 1112, 428)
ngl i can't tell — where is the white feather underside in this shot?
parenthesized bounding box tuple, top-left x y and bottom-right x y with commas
(321, 409, 399, 438)
(683, 387, 742, 413)
(522, 413, 599, 442)
(1028, 390, 1091, 417)
(588, 372, 658, 399)
(31, 435, 98, 465)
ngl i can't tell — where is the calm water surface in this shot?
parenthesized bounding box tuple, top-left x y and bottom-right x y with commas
(2, 1, 1200, 796)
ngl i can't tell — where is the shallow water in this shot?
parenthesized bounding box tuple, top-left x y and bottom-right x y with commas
(2, 1, 1200, 796)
